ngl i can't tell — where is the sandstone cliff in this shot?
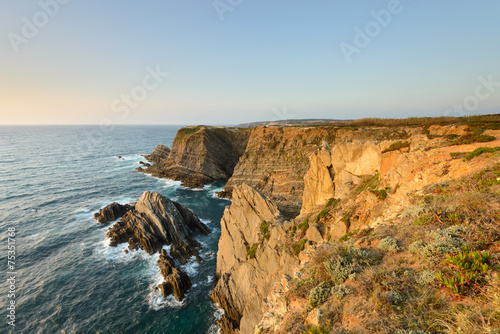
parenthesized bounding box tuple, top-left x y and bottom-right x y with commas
(209, 121, 500, 333)
(210, 184, 299, 334)
(137, 126, 251, 188)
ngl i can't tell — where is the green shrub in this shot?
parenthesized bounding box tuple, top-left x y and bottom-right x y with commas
(382, 141, 411, 153)
(325, 198, 339, 208)
(377, 237, 400, 252)
(330, 284, 353, 300)
(309, 281, 332, 307)
(451, 133, 496, 146)
(464, 146, 500, 160)
(260, 220, 271, 240)
(304, 325, 329, 334)
(298, 218, 309, 232)
(370, 189, 388, 200)
(417, 270, 437, 285)
(412, 214, 432, 226)
(409, 225, 467, 258)
(324, 257, 355, 285)
(314, 209, 330, 223)
(292, 239, 308, 256)
(437, 248, 493, 296)
(339, 229, 359, 242)
(246, 244, 259, 259)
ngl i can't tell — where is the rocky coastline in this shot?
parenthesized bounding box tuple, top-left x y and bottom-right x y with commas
(95, 191, 210, 302)
(104, 116, 500, 333)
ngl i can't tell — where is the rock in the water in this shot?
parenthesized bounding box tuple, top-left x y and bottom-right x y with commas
(93, 202, 133, 224)
(106, 192, 210, 261)
(157, 249, 192, 301)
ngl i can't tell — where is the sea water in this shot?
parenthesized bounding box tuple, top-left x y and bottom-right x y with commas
(0, 126, 228, 334)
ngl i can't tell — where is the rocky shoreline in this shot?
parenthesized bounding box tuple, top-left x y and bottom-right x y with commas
(100, 117, 500, 333)
(95, 191, 210, 301)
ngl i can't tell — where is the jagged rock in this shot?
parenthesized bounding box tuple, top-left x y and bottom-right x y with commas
(428, 124, 469, 136)
(211, 184, 298, 334)
(144, 144, 171, 163)
(301, 148, 335, 214)
(106, 192, 210, 261)
(93, 202, 133, 224)
(157, 249, 192, 301)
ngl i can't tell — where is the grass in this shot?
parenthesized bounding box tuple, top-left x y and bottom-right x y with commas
(382, 141, 411, 153)
(279, 163, 500, 334)
(246, 244, 259, 259)
(450, 133, 496, 146)
(464, 146, 500, 160)
(292, 239, 308, 256)
(260, 220, 271, 240)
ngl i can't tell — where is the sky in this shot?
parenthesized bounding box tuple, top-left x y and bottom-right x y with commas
(0, 0, 499, 125)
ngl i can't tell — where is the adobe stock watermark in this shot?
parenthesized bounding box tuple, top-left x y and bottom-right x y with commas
(340, 0, 411, 64)
(60, 64, 169, 168)
(270, 106, 295, 123)
(7, 0, 71, 53)
(444, 75, 500, 117)
(213, 0, 243, 21)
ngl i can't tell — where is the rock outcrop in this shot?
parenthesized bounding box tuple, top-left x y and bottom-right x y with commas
(144, 144, 171, 163)
(137, 126, 251, 188)
(157, 249, 192, 301)
(102, 192, 210, 301)
(210, 184, 298, 334)
(93, 202, 133, 224)
(107, 192, 210, 261)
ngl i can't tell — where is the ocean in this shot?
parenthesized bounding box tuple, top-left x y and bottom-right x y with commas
(0, 125, 228, 334)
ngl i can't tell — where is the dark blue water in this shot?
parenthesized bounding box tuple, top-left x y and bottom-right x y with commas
(0, 126, 227, 334)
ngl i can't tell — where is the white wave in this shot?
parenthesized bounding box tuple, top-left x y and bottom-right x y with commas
(203, 251, 215, 260)
(200, 218, 212, 225)
(163, 179, 183, 188)
(181, 256, 200, 276)
(93, 239, 149, 264)
(207, 304, 225, 334)
(146, 257, 187, 311)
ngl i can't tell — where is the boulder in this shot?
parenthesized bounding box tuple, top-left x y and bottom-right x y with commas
(106, 192, 210, 261)
(93, 202, 133, 224)
(157, 249, 192, 301)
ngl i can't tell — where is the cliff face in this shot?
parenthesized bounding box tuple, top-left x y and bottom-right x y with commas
(210, 184, 298, 334)
(138, 126, 251, 188)
(223, 126, 415, 218)
(210, 124, 500, 334)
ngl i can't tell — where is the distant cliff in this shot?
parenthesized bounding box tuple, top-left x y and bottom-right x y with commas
(137, 126, 251, 188)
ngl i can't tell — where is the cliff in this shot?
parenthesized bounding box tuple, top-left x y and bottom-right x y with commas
(138, 117, 500, 333)
(209, 121, 500, 333)
(210, 184, 298, 334)
(137, 126, 251, 188)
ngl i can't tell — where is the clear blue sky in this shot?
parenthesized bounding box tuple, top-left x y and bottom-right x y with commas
(1, 0, 499, 125)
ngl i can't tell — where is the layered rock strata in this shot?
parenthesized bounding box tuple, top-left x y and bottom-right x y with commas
(137, 126, 251, 188)
(103, 191, 210, 301)
(210, 184, 298, 334)
(93, 202, 133, 224)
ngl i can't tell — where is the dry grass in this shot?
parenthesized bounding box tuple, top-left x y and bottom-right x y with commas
(332, 114, 500, 128)
(280, 162, 500, 334)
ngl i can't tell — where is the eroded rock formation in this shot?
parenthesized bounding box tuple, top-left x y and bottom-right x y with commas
(137, 126, 251, 188)
(93, 202, 133, 224)
(101, 191, 210, 301)
(210, 184, 298, 334)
